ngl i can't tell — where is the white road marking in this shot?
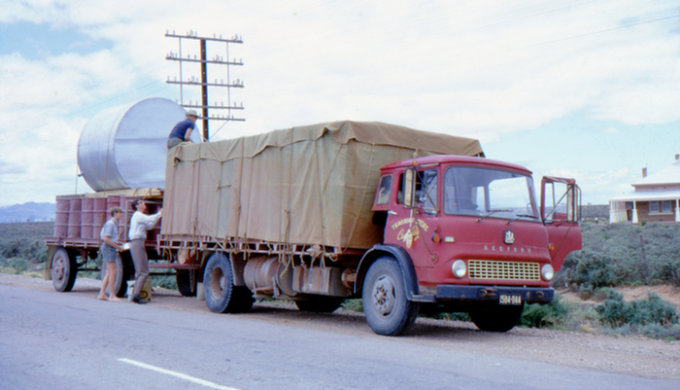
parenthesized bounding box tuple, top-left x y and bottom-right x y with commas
(118, 358, 241, 390)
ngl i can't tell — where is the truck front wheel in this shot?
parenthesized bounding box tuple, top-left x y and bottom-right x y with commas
(51, 248, 77, 292)
(470, 303, 525, 332)
(362, 257, 419, 336)
(203, 253, 253, 313)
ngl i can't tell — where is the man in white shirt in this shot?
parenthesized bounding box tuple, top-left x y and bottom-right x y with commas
(128, 199, 163, 304)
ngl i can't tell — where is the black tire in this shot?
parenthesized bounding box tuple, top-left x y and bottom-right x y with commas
(51, 248, 77, 292)
(470, 303, 525, 332)
(295, 296, 343, 313)
(101, 255, 129, 298)
(203, 253, 253, 313)
(231, 286, 254, 313)
(362, 257, 419, 336)
(176, 270, 197, 297)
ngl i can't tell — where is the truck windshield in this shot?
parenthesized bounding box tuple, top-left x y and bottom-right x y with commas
(443, 166, 538, 221)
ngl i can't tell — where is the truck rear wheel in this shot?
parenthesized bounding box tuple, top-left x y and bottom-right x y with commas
(362, 257, 419, 336)
(203, 253, 253, 313)
(295, 296, 343, 313)
(51, 248, 77, 292)
(470, 303, 525, 332)
(101, 255, 128, 298)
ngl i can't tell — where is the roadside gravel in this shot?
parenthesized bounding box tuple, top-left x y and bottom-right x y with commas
(2, 273, 678, 380)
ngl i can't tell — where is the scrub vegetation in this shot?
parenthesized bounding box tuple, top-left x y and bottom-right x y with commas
(540, 222, 680, 340)
(2, 221, 679, 340)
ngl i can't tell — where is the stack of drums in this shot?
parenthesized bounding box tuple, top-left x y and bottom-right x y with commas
(107, 196, 123, 239)
(92, 198, 107, 240)
(67, 197, 82, 238)
(80, 198, 95, 239)
(54, 196, 71, 237)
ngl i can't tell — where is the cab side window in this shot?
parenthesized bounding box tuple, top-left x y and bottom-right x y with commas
(396, 169, 438, 214)
(376, 175, 392, 205)
(417, 169, 438, 214)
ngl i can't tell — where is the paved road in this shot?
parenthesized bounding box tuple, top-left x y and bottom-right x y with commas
(1, 284, 678, 390)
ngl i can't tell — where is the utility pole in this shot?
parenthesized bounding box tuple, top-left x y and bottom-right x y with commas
(165, 30, 245, 141)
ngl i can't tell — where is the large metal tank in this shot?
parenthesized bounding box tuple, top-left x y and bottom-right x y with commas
(77, 98, 187, 192)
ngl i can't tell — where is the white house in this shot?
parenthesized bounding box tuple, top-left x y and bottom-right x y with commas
(610, 155, 680, 224)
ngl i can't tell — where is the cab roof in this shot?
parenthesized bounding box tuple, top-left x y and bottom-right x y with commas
(380, 155, 533, 176)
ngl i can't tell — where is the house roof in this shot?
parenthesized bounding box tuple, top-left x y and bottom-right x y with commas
(611, 188, 680, 202)
(632, 159, 680, 187)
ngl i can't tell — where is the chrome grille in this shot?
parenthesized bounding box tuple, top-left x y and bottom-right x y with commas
(468, 260, 540, 281)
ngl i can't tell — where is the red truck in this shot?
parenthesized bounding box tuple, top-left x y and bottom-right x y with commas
(45, 121, 581, 336)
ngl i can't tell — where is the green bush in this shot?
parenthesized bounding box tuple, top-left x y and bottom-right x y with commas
(650, 257, 680, 286)
(520, 295, 569, 328)
(605, 323, 680, 341)
(151, 275, 177, 290)
(596, 289, 679, 327)
(341, 299, 363, 313)
(563, 249, 622, 287)
(573, 222, 680, 286)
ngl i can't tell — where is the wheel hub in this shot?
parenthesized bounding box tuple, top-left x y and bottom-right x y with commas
(52, 258, 65, 280)
(372, 275, 395, 315)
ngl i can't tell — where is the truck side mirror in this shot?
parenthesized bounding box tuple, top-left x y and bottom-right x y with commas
(403, 168, 416, 208)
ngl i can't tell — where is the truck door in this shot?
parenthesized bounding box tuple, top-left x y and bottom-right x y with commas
(385, 167, 441, 268)
(540, 177, 582, 270)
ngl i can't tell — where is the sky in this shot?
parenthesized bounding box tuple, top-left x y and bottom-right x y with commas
(1, 0, 679, 207)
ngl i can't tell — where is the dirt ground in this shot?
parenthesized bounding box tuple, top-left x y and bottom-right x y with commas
(2, 273, 679, 380)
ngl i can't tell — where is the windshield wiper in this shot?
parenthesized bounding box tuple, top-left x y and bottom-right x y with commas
(476, 209, 513, 222)
(506, 214, 539, 224)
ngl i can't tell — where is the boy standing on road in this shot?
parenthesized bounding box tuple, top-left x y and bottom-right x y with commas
(128, 199, 162, 304)
(98, 207, 127, 302)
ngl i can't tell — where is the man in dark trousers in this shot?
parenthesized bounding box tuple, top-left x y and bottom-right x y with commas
(167, 109, 199, 149)
(128, 199, 162, 304)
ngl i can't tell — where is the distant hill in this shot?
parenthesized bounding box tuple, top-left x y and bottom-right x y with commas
(0, 202, 56, 223)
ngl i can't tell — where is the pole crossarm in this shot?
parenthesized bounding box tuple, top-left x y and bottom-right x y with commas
(165, 29, 246, 139)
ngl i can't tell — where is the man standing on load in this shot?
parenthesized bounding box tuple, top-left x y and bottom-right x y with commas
(167, 109, 199, 149)
(128, 199, 162, 304)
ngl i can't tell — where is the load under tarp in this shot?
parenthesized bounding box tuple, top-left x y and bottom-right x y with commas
(161, 121, 483, 250)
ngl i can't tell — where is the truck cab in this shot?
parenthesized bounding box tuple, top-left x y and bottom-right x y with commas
(361, 155, 582, 335)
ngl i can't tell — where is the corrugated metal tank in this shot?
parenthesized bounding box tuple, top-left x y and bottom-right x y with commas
(77, 98, 187, 192)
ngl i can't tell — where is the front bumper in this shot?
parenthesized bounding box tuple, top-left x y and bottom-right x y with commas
(435, 285, 554, 304)
(410, 285, 554, 304)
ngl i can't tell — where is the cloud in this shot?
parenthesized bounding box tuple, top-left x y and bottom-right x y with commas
(1, 0, 680, 206)
(0, 160, 27, 175)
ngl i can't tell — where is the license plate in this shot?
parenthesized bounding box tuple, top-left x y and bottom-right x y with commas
(499, 294, 522, 305)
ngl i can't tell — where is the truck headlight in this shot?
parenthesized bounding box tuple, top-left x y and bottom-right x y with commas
(451, 260, 467, 278)
(541, 264, 554, 281)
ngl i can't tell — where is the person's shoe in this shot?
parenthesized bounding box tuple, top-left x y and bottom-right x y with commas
(131, 295, 147, 305)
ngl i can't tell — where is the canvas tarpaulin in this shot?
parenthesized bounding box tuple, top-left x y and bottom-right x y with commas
(161, 121, 483, 250)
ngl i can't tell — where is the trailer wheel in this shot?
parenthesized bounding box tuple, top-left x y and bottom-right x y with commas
(176, 270, 196, 297)
(470, 303, 525, 332)
(101, 255, 128, 298)
(51, 248, 77, 292)
(295, 296, 343, 313)
(203, 253, 253, 313)
(362, 257, 419, 336)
